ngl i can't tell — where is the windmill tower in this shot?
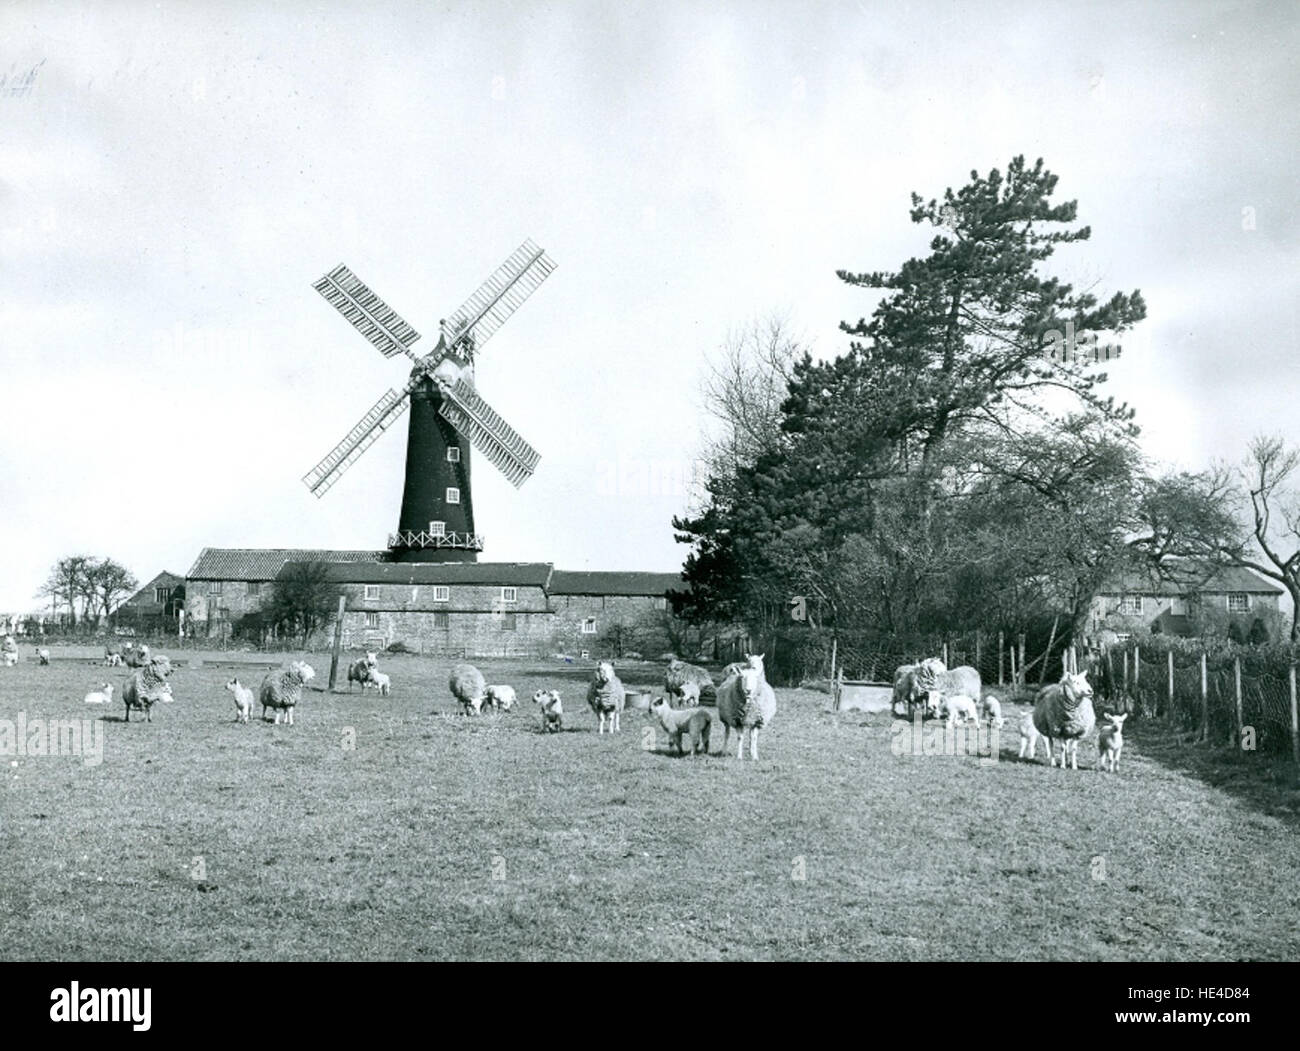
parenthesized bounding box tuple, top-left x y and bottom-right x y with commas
(304, 240, 556, 563)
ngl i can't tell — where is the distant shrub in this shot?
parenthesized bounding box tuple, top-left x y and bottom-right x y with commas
(386, 641, 412, 654)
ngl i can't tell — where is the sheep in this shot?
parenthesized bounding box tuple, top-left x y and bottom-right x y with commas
(84, 683, 114, 705)
(484, 684, 516, 711)
(122, 655, 173, 723)
(891, 661, 943, 716)
(370, 671, 391, 697)
(1032, 670, 1096, 769)
(226, 678, 254, 723)
(2, 636, 17, 667)
(1018, 710, 1046, 761)
(104, 653, 124, 667)
(258, 660, 315, 726)
(1097, 712, 1129, 772)
(347, 652, 379, 691)
(35, 647, 50, 666)
(125, 644, 151, 669)
(449, 663, 487, 715)
(716, 664, 777, 760)
(981, 694, 1004, 729)
(939, 693, 980, 726)
(676, 680, 701, 707)
(648, 695, 713, 755)
(664, 657, 716, 707)
(532, 688, 563, 733)
(587, 660, 626, 733)
(722, 653, 766, 681)
(912, 660, 981, 718)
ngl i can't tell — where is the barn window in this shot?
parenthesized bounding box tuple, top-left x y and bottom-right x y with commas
(364, 585, 380, 601)
(429, 521, 446, 536)
(447, 447, 461, 463)
(365, 612, 379, 628)
(581, 618, 597, 634)
(1118, 595, 1142, 615)
(446, 487, 460, 504)
(655, 597, 667, 610)
(154, 586, 169, 604)
(501, 587, 517, 604)
(1227, 592, 1250, 613)
(433, 586, 450, 602)
(210, 581, 223, 596)
(247, 582, 261, 596)
(434, 610, 449, 628)
(501, 612, 517, 631)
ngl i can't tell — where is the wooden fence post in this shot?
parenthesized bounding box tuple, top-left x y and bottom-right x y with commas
(1167, 649, 1174, 718)
(1200, 651, 1208, 742)
(830, 636, 838, 686)
(942, 640, 949, 667)
(1122, 647, 1128, 693)
(998, 631, 1005, 686)
(975, 630, 982, 678)
(1290, 664, 1299, 769)
(1234, 656, 1243, 748)
(1018, 634, 1027, 688)
(327, 594, 347, 692)
(1134, 645, 1140, 689)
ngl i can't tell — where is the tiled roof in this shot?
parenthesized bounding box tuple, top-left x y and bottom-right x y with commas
(187, 548, 386, 581)
(282, 560, 555, 588)
(1100, 563, 1282, 596)
(549, 571, 686, 596)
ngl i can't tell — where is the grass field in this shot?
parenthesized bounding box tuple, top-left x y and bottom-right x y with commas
(2, 647, 1299, 961)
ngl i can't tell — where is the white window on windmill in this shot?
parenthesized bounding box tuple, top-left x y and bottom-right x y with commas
(447, 447, 461, 463)
(446, 487, 460, 504)
(501, 587, 517, 604)
(364, 585, 380, 601)
(433, 586, 450, 603)
(429, 521, 446, 537)
(1227, 592, 1250, 613)
(581, 617, 597, 635)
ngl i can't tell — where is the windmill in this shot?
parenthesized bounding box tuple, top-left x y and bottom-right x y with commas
(304, 240, 556, 563)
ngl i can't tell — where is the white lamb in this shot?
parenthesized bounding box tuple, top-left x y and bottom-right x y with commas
(370, 670, 391, 697)
(226, 678, 255, 723)
(1019, 710, 1047, 762)
(84, 683, 114, 705)
(1097, 712, 1129, 772)
(2, 636, 17, 667)
(981, 694, 1004, 728)
(35, 647, 50, 666)
(941, 693, 980, 726)
(532, 688, 563, 733)
(484, 684, 516, 711)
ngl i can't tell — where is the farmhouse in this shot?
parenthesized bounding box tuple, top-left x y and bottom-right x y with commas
(115, 571, 186, 633)
(1089, 563, 1283, 638)
(183, 548, 685, 656)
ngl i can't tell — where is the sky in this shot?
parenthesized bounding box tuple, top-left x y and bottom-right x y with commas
(1, 0, 1298, 612)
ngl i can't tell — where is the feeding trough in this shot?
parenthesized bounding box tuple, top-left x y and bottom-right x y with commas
(832, 674, 893, 714)
(624, 690, 651, 710)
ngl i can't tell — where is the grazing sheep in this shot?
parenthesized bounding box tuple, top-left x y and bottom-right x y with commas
(648, 695, 713, 755)
(587, 660, 626, 733)
(1097, 712, 1129, 772)
(122, 655, 173, 723)
(532, 689, 563, 733)
(716, 665, 777, 760)
(891, 661, 943, 716)
(258, 660, 315, 726)
(1032, 671, 1096, 769)
(484, 684, 516, 711)
(939, 693, 980, 726)
(981, 694, 1004, 728)
(35, 647, 50, 666)
(347, 652, 379, 691)
(370, 671, 391, 697)
(226, 678, 254, 723)
(664, 657, 716, 707)
(449, 663, 487, 715)
(913, 660, 981, 718)
(84, 683, 114, 705)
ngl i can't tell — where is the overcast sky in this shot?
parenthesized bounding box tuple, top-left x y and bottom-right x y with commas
(2, 0, 1297, 612)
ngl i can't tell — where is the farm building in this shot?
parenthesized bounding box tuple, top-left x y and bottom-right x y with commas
(1089, 563, 1283, 638)
(114, 571, 186, 632)
(183, 548, 685, 656)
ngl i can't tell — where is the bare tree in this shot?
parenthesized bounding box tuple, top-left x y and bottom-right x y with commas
(1231, 436, 1300, 640)
(697, 313, 806, 481)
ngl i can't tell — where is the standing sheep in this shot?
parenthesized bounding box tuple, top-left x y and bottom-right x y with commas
(891, 660, 944, 717)
(716, 664, 777, 760)
(1032, 671, 1096, 769)
(449, 663, 487, 715)
(664, 658, 716, 707)
(586, 660, 626, 734)
(259, 661, 315, 726)
(2, 636, 17, 667)
(1097, 712, 1129, 772)
(484, 684, 516, 711)
(226, 678, 255, 723)
(648, 695, 713, 755)
(35, 647, 50, 666)
(532, 689, 564, 733)
(370, 671, 391, 697)
(122, 655, 173, 723)
(347, 652, 379, 691)
(912, 660, 981, 718)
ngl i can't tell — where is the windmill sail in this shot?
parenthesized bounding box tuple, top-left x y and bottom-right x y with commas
(436, 378, 540, 488)
(439, 240, 557, 359)
(314, 264, 422, 359)
(303, 386, 413, 497)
